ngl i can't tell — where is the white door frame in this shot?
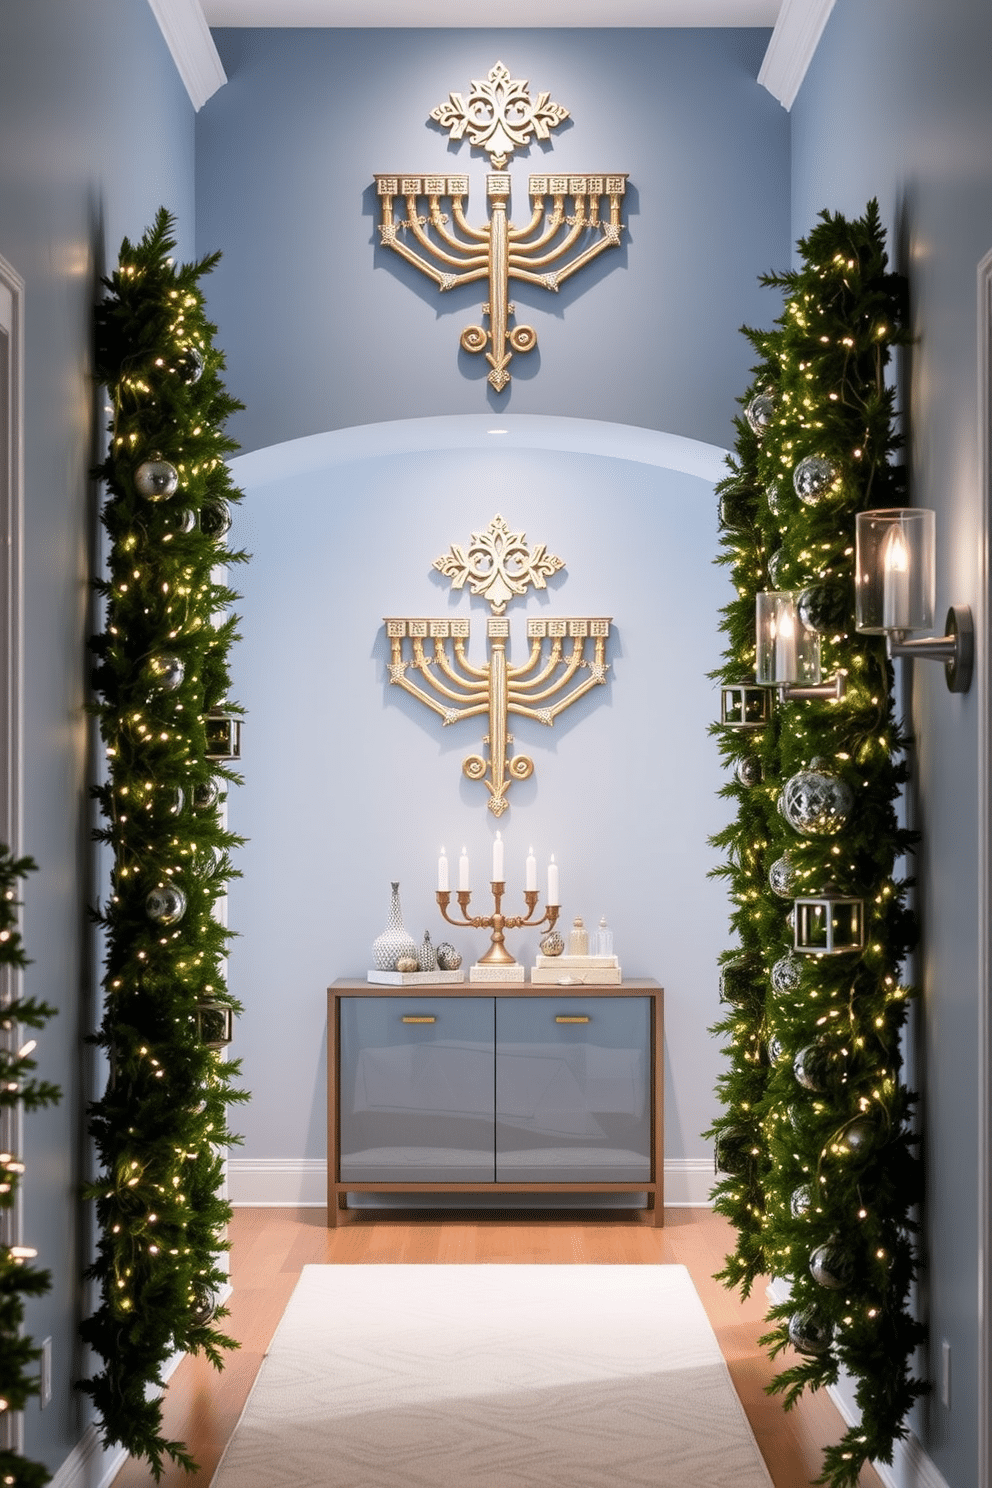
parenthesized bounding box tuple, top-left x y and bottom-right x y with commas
(977, 246, 992, 1488)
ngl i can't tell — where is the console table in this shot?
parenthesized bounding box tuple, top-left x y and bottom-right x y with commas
(326, 978, 664, 1226)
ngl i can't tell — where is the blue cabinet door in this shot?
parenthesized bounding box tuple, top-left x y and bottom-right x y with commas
(339, 997, 496, 1182)
(495, 997, 652, 1183)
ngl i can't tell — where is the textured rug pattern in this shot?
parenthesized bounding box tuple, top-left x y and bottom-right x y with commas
(211, 1264, 773, 1488)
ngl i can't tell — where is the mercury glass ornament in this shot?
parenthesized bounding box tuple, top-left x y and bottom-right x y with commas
(418, 930, 437, 973)
(788, 1309, 833, 1356)
(175, 507, 197, 534)
(540, 930, 564, 957)
(146, 885, 187, 925)
(842, 1118, 873, 1153)
(436, 942, 462, 971)
(168, 787, 185, 817)
(768, 852, 797, 898)
(767, 1036, 786, 1065)
(782, 763, 854, 837)
(771, 953, 804, 994)
(810, 1241, 851, 1289)
(790, 1184, 812, 1218)
(192, 779, 220, 811)
(735, 757, 762, 788)
(172, 346, 203, 383)
(147, 652, 185, 691)
(798, 582, 847, 635)
(767, 550, 784, 588)
(134, 454, 179, 501)
(200, 498, 232, 539)
(190, 1286, 218, 1326)
(766, 481, 782, 516)
(745, 392, 775, 437)
(793, 454, 841, 506)
(793, 1042, 836, 1092)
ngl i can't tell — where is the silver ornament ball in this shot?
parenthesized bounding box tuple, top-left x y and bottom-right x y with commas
(788, 1309, 833, 1356)
(782, 766, 853, 837)
(790, 1184, 812, 1218)
(810, 1241, 851, 1289)
(146, 885, 187, 925)
(771, 954, 804, 994)
(745, 393, 775, 437)
(148, 652, 185, 691)
(435, 942, 462, 971)
(768, 853, 797, 898)
(134, 455, 179, 501)
(735, 757, 762, 788)
(793, 454, 841, 505)
(766, 481, 782, 516)
(200, 499, 232, 539)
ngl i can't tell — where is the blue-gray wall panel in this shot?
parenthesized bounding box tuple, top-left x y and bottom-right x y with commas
(0, 2, 194, 1473)
(196, 28, 789, 454)
(791, 2, 992, 1482)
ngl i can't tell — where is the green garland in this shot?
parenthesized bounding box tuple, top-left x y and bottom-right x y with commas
(707, 201, 925, 1486)
(0, 850, 60, 1488)
(81, 210, 250, 1479)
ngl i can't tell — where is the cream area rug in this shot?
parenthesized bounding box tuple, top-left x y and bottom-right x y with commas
(211, 1264, 773, 1488)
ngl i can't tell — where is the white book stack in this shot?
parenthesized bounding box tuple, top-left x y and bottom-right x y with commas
(530, 954, 622, 985)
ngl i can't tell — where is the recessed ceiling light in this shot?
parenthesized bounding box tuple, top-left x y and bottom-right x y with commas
(487, 428, 509, 435)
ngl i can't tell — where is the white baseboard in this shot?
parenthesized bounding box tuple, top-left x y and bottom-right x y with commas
(49, 1425, 127, 1488)
(227, 1156, 717, 1208)
(49, 1283, 231, 1488)
(766, 1280, 948, 1488)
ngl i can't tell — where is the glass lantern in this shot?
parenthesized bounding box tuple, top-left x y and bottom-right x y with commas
(204, 709, 242, 760)
(720, 684, 772, 730)
(855, 508, 935, 634)
(794, 888, 866, 956)
(755, 592, 821, 686)
(195, 998, 234, 1049)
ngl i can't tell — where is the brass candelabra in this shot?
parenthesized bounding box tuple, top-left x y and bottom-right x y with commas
(436, 883, 559, 970)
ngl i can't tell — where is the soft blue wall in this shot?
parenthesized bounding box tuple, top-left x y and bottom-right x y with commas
(791, 2, 992, 1484)
(0, 1, 195, 1474)
(225, 423, 730, 1169)
(196, 28, 789, 453)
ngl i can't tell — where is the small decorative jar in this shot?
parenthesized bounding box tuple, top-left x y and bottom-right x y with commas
(569, 916, 589, 956)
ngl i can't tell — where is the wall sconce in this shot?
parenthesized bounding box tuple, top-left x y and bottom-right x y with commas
(855, 508, 973, 693)
(755, 591, 846, 701)
(793, 887, 866, 956)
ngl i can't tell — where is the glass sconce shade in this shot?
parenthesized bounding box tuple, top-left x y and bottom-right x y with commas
(855, 508, 935, 634)
(756, 592, 821, 685)
(794, 888, 866, 956)
(720, 684, 772, 729)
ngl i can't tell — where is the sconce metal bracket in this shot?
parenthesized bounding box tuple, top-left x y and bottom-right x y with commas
(887, 603, 973, 693)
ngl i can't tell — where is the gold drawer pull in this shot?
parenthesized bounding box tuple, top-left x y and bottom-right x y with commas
(401, 1015, 436, 1024)
(556, 1015, 590, 1023)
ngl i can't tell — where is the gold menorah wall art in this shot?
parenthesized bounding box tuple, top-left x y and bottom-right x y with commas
(384, 515, 612, 816)
(373, 62, 629, 392)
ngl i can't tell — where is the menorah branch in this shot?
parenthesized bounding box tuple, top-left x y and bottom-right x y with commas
(436, 885, 559, 968)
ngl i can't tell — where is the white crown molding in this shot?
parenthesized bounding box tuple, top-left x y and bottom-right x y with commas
(146, 0, 227, 112)
(758, 0, 837, 110)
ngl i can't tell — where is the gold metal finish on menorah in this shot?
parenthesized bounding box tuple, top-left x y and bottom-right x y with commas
(436, 883, 560, 970)
(384, 516, 612, 816)
(374, 62, 628, 392)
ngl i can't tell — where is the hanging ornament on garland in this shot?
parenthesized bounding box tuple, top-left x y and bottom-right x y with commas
(788, 1309, 834, 1356)
(781, 763, 853, 837)
(793, 453, 842, 505)
(745, 392, 775, 436)
(134, 454, 180, 501)
(734, 757, 762, 788)
(768, 852, 797, 898)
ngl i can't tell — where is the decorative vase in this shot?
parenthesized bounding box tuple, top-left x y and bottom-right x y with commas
(371, 882, 419, 971)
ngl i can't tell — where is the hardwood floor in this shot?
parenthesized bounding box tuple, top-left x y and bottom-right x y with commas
(110, 1204, 884, 1488)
